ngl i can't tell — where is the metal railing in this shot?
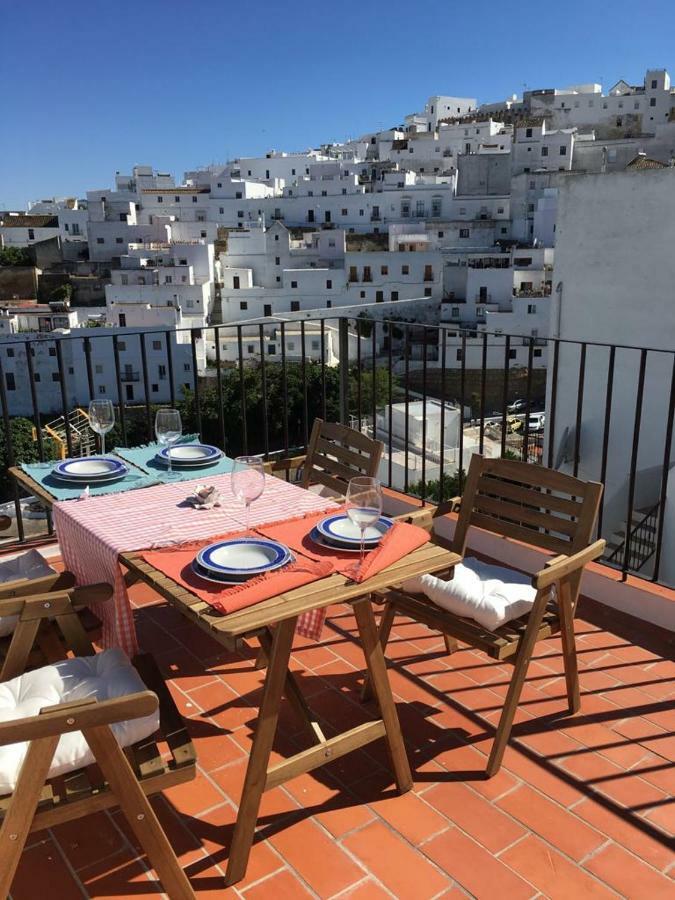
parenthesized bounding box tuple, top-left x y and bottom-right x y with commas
(0, 317, 673, 587)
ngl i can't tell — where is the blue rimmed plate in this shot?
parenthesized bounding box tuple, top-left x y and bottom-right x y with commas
(52, 457, 128, 482)
(191, 560, 249, 586)
(156, 444, 222, 467)
(309, 527, 375, 554)
(196, 538, 291, 576)
(316, 513, 393, 546)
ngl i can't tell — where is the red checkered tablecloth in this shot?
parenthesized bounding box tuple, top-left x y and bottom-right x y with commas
(52, 474, 339, 655)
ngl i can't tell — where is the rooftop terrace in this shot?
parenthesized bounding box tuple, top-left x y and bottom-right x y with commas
(7, 550, 673, 899)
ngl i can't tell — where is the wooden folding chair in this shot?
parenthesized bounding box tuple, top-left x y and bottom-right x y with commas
(265, 418, 384, 497)
(368, 454, 605, 777)
(0, 585, 197, 899)
(0, 555, 102, 675)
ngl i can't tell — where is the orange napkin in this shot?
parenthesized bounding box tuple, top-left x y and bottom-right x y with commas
(141, 540, 334, 615)
(257, 510, 430, 583)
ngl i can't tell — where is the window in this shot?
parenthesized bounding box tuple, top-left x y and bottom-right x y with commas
(274, 234, 279, 241)
(509, 349, 517, 360)
(451, 306, 459, 317)
(456, 349, 463, 361)
(192, 196, 197, 203)
(49, 347, 56, 357)
(151, 383, 158, 392)
(239, 301, 248, 310)
(360, 290, 366, 299)
(381, 265, 388, 275)
(525, 127, 532, 138)
(237, 211, 244, 219)
(98, 385, 106, 394)
(391, 291, 399, 301)
(650, 97, 656, 107)
(341, 208, 348, 216)
(247, 344, 255, 354)
(264, 304, 272, 316)
(290, 301, 300, 312)
(528, 304, 537, 314)
(165, 275, 172, 284)
(431, 197, 442, 217)
(559, 146, 567, 156)
(152, 340, 161, 350)
(233, 276, 240, 289)
(363, 266, 372, 282)
(291, 280, 298, 289)
(96, 237, 104, 244)
(174, 196, 180, 203)
(268, 344, 276, 355)
(158, 364, 167, 380)
(52, 372, 60, 382)
(376, 290, 384, 302)
(121, 274, 128, 285)
(326, 300, 332, 308)
(651, 79, 658, 89)
(415, 200, 425, 217)
(311, 339, 320, 351)
(438, 231, 444, 238)
(6, 348, 13, 358)
(157, 196, 163, 203)
(287, 341, 295, 350)
(424, 287, 432, 297)
(95, 364, 103, 374)
(219, 207, 224, 214)
(118, 313, 126, 327)
(200, 231, 207, 238)
(326, 279, 332, 289)
(541, 146, 549, 156)
(459, 228, 470, 239)
(349, 266, 358, 283)
(33, 373, 41, 383)
(5, 373, 15, 391)
(534, 348, 543, 358)
(359, 209, 364, 217)
(401, 265, 409, 275)
(235, 191, 242, 199)
(183, 363, 191, 372)
(118, 340, 126, 350)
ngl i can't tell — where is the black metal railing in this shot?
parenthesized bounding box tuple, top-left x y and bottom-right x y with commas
(606, 502, 660, 573)
(0, 316, 673, 587)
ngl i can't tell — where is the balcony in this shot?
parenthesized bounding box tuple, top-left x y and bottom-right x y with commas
(0, 318, 673, 898)
(120, 369, 140, 382)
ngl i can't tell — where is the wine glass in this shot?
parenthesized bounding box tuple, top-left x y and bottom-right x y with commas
(88, 399, 114, 457)
(155, 408, 182, 477)
(346, 476, 383, 566)
(231, 456, 266, 534)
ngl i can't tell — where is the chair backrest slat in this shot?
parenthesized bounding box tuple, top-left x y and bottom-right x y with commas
(302, 418, 383, 492)
(451, 454, 603, 559)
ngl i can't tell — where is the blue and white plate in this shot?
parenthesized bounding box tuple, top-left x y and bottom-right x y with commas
(309, 527, 374, 554)
(316, 513, 393, 546)
(190, 560, 250, 586)
(52, 457, 128, 483)
(156, 444, 222, 467)
(196, 538, 291, 576)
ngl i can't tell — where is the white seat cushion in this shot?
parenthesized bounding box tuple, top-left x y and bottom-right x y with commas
(0, 649, 160, 795)
(401, 556, 537, 632)
(0, 550, 57, 638)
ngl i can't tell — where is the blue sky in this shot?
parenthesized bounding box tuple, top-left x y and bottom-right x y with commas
(1, 0, 673, 208)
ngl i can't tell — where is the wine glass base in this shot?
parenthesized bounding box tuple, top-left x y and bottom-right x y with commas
(162, 470, 183, 482)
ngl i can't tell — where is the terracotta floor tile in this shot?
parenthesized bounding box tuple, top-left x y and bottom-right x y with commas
(184, 714, 248, 772)
(561, 720, 655, 769)
(52, 810, 127, 871)
(77, 849, 160, 897)
(561, 751, 669, 809)
(369, 789, 447, 845)
(644, 800, 675, 835)
(573, 797, 675, 871)
(500, 834, 617, 899)
(584, 842, 674, 898)
(343, 820, 450, 899)
(337, 877, 394, 898)
(424, 781, 525, 853)
(496, 785, 606, 861)
(10, 839, 84, 900)
(269, 817, 364, 897)
(422, 827, 535, 899)
(241, 867, 314, 898)
(164, 771, 227, 818)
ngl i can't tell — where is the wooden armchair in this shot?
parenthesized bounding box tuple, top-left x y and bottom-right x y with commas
(264, 418, 384, 497)
(369, 454, 605, 777)
(0, 584, 197, 899)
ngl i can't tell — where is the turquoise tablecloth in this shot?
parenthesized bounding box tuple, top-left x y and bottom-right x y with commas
(113, 437, 235, 483)
(20, 461, 159, 501)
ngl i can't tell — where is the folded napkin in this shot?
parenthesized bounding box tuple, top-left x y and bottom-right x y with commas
(257, 508, 430, 583)
(141, 536, 334, 616)
(401, 557, 537, 631)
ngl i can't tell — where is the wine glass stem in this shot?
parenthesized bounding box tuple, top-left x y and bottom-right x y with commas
(245, 501, 250, 536)
(360, 527, 366, 566)
(101, 433, 105, 457)
(168, 445, 172, 473)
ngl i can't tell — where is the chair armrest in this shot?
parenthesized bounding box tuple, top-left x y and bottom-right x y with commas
(0, 584, 113, 620)
(0, 569, 76, 601)
(263, 454, 307, 476)
(0, 691, 159, 746)
(392, 507, 436, 527)
(533, 539, 606, 590)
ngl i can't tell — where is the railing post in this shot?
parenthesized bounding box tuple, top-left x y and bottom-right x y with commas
(338, 317, 349, 426)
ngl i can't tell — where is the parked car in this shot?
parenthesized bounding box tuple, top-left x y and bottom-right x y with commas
(507, 399, 527, 412)
(528, 413, 546, 432)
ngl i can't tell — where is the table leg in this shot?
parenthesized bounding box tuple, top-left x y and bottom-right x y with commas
(352, 596, 413, 793)
(258, 627, 325, 744)
(225, 616, 297, 886)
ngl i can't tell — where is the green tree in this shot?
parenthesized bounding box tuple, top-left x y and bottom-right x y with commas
(0, 247, 32, 267)
(49, 283, 73, 302)
(0, 418, 57, 498)
(408, 468, 466, 504)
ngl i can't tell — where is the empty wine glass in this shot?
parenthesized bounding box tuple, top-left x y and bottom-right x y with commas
(88, 399, 114, 457)
(231, 456, 266, 534)
(346, 476, 383, 566)
(155, 408, 182, 477)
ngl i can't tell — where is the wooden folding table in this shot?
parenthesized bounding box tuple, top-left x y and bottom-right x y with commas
(120, 541, 459, 885)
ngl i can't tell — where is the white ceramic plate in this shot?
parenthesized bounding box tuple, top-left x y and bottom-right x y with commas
(316, 513, 393, 544)
(157, 444, 222, 466)
(308, 528, 376, 554)
(196, 538, 291, 576)
(52, 457, 128, 481)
